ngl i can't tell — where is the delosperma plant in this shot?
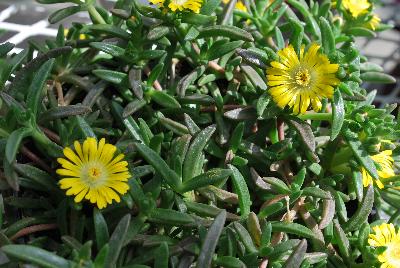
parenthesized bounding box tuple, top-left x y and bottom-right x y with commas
(0, 0, 399, 267)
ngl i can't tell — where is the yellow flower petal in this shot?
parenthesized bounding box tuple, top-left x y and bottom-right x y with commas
(74, 187, 89, 203)
(62, 147, 82, 166)
(57, 168, 80, 177)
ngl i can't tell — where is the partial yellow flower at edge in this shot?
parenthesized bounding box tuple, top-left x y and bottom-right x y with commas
(266, 43, 339, 114)
(169, 0, 203, 13)
(235, 1, 247, 12)
(149, 0, 165, 8)
(342, 0, 371, 18)
(369, 223, 400, 268)
(148, 0, 202, 13)
(57, 137, 131, 209)
(361, 150, 395, 189)
(222, 0, 247, 12)
(366, 14, 381, 30)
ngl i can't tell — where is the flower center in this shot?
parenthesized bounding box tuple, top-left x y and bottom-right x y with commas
(80, 162, 108, 187)
(295, 69, 311, 86)
(88, 167, 102, 181)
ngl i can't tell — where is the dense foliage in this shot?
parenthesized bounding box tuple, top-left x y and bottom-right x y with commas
(0, 0, 399, 267)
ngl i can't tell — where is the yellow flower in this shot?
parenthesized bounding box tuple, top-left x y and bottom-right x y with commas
(149, 0, 202, 13)
(222, 0, 247, 12)
(366, 14, 381, 30)
(266, 43, 339, 114)
(149, 0, 165, 8)
(57, 137, 131, 209)
(369, 223, 400, 268)
(361, 150, 395, 189)
(235, 1, 247, 12)
(169, 0, 202, 13)
(342, 0, 371, 17)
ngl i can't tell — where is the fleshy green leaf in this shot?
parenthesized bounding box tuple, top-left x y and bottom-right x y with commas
(93, 209, 109, 251)
(271, 222, 317, 240)
(154, 242, 169, 268)
(1, 245, 71, 268)
(344, 129, 378, 180)
(343, 185, 374, 232)
(26, 59, 55, 116)
(180, 168, 232, 193)
(331, 89, 344, 141)
(135, 143, 181, 191)
(182, 124, 216, 181)
(149, 208, 195, 225)
(199, 25, 254, 42)
(5, 127, 32, 164)
(228, 165, 251, 218)
(105, 214, 130, 267)
(283, 239, 307, 268)
(196, 210, 226, 268)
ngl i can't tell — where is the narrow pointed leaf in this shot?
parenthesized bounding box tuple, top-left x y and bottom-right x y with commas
(343, 185, 374, 232)
(135, 143, 181, 191)
(183, 125, 216, 181)
(180, 168, 232, 193)
(196, 210, 227, 268)
(283, 239, 307, 268)
(331, 89, 344, 140)
(228, 165, 251, 218)
(26, 59, 55, 116)
(105, 214, 130, 267)
(1, 245, 71, 268)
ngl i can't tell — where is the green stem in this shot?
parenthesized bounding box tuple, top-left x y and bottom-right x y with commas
(87, 5, 106, 24)
(298, 112, 332, 122)
(268, 118, 279, 144)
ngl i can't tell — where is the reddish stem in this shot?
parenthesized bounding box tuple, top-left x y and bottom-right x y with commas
(20, 146, 53, 174)
(10, 224, 58, 241)
(40, 127, 61, 145)
(277, 118, 285, 141)
(144, 67, 162, 91)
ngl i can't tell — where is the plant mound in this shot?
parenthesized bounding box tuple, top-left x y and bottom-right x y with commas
(0, 0, 399, 267)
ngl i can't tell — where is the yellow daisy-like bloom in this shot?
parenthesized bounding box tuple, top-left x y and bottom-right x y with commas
(148, 0, 202, 13)
(342, 0, 371, 17)
(234, 1, 247, 12)
(57, 137, 131, 209)
(222, 0, 247, 12)
(266, 43, 339, 114)
(361, 150, 395, 189)
(369, 223, 400, 268)
(169, 0, 202, 13)
(366, 14, 381, 30)
(148, 0, 165, 8)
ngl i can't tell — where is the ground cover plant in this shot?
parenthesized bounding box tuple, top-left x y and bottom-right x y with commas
(0, 0, 399, 267)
